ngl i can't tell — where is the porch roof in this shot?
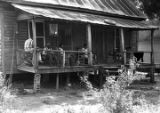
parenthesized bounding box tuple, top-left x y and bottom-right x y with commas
(13, 4, 158, 30)
(4, 0, 146, 20)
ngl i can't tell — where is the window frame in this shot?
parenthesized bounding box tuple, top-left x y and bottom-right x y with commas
(28, 19, 45, 48)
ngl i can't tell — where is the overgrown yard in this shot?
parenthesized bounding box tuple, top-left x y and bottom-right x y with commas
(1, 74, 160, 113)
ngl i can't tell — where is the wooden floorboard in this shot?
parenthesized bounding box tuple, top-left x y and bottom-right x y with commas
(17, 64, 121, 74)
(17, 65, 35, 73)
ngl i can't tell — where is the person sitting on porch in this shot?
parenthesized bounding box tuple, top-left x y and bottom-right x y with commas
(56, 44, 64, 66)
(42, 43, 57, 66)
(81, 43, 88, 64)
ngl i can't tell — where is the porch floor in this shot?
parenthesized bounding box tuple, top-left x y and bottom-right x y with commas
(17, 64, 121, 74)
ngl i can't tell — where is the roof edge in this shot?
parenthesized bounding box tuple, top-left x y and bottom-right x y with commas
(1, 0, 147, 21)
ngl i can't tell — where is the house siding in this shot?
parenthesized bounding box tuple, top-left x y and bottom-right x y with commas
(0, 11, 3, 71)
(0, 2, 18, 74)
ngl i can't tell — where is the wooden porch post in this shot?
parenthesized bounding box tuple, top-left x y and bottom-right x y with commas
(120, 28, 126, 65)
(114, 29, 117, 50)
(32, 18, 41, 91)
(150, 29, 155, 83)
(33, 73, 41, 92)
(31, 18, 38, 70)
(87, 24, 93, 65)
(56, 73, 59, 90)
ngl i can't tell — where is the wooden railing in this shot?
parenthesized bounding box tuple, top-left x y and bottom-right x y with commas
(16, 49, 91, 68)
(111, 50, 152, 65)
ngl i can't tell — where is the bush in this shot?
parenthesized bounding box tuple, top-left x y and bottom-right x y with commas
(78, 60, 138, 113)
(99, 75, 134, 113)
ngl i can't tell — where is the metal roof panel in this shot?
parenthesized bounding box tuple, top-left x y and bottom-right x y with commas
(13, 4, 158, 30)
(6, 0, 146, 18)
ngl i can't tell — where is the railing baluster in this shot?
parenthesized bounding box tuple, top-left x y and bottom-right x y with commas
(63, 51, 65, 67)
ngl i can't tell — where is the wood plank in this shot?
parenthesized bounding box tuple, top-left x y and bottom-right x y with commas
(32, 18, 38, 71)
(150, 30, 155, 83)
(120, 28, 126, 64)
(0, 12, 4, 72)
(17, 65, 99, 74)
(87, 24, 93, 65)
(56, 73, 59, 90)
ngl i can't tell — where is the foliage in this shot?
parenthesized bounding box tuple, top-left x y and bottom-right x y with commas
(131, 0, 160, 19)
(98, 68, 134, 113)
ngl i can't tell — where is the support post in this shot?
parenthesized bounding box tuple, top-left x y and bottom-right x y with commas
(150, 30, 155, 83)
(114, 29, 117, 51)
(120, 28, 126, 65)
(87, 24, 93, 65)
(66, 73, 71, 87)
(99, 68, 103, 88)
(31, 18, 38, 70)
(56, 73, 59, 90)
(33, 73, 41, 92)
(63, 51, 65, 67)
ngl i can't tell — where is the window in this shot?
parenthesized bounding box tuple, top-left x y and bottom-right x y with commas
(49, 24, 58, 36)
(28, 20, 45, 48)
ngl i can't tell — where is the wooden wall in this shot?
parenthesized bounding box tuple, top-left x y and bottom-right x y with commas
(0, 10, 3, 71)
(72, 23, 86, 50)
(0, 2, 17, 74)
(17, 21, 28, 49)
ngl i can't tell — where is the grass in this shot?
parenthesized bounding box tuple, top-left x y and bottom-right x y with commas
(0, 64, 160, 113)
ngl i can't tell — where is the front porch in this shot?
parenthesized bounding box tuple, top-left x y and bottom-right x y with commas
(13, 4, 157, 92)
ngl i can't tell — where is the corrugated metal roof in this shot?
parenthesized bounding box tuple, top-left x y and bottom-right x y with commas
(13, 4, 158, 30)
(6, 0, 146, 19)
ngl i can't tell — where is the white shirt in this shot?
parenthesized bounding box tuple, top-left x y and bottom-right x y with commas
(24, 38, 33, 52)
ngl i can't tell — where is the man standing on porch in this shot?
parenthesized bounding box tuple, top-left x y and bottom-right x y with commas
(24, 37, 33, 52)
(24, 37, 34, 66)
(24, 37, 42, 66)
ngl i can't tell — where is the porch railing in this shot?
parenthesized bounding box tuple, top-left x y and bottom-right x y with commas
(111, 50, 152, 64)
(16, 49, 91, 68)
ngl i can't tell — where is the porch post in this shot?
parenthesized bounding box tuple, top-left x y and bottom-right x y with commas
(114, 29, 117, 50)
(56, 73, 59, 90)
(120, 28, 126, 65)
(33, 73, 41, 92)
(31, 18, 38, 69)
(150, 29, 155, 83)
(87, 24, 93, 65)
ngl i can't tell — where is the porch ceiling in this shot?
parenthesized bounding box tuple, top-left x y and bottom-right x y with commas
(13, 4, 158, 30)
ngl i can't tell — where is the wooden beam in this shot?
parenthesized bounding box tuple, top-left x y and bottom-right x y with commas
(120, 28, 126, 64)
(150, 30, 155, 83)
(31, 18, 38, 70)
(87, 24, 93, 65)
(62, 51, 65, 67)
(33, 73, 41, 92)
(102, 29, 105, 59)
(66, 73, 71, 87)
(114, 29, 117, 50)
(0, 12, 6, 86)
(56, 73, 59, 90)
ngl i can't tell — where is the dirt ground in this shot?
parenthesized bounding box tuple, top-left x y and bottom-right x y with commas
(2, 74, 160, 113)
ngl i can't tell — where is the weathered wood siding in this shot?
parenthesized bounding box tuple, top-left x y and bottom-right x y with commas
(72, 23, 86, 50)
(0, 2, 17, 74)
(0, 10, 3, 71)
(138, 30, 159, 63)
(17, 21, 28, 49)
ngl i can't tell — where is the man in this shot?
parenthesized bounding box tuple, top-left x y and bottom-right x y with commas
(24, 37, 42, 66)
(24, 37, 33, 52)
(24, 37, 34, 66)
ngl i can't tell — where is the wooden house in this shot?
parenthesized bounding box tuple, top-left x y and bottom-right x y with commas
(0, 0, 158, 91)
